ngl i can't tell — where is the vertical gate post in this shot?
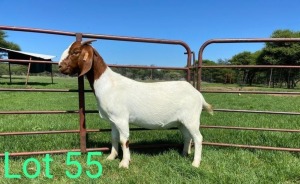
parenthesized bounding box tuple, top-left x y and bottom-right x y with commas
(76, 33, 87, 153)
(25, 57, 32, 85)
(186, 50, 192, 82)
(185, 51, 194, 85)
(197, 43, 206, 91)
(191, 51, 196, 87)
(8, 62, 12, 83)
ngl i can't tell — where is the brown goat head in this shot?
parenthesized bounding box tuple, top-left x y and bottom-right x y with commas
(58, 40, 96, 76)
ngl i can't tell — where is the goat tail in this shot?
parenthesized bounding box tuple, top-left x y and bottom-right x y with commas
(200, 94, 214, 115)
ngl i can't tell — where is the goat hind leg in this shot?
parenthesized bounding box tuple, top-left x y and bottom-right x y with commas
(178, 124, 192, 156)
(182, 122, 203, 168)
(191, 130, 203, 168)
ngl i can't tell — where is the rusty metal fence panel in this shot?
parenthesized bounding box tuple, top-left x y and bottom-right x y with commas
(196, 38, 300, 152)
(0, 26, 192, 157)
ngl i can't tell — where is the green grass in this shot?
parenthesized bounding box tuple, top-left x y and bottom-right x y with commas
(0, 75, 300, 183)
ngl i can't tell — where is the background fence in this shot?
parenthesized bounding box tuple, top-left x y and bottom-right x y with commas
(0, 26, 299, 157)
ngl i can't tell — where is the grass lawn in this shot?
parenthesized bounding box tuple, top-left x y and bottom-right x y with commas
(0, 75, 300, 183)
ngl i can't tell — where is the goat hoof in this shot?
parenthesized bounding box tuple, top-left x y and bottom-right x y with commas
(106, 154, 117, 160)
(192, 161, 200, 168)
(119, 160, 129, 169)
(182, 151, 191, 157)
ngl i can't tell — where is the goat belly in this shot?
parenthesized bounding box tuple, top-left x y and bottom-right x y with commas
(129, 119, 180, 129)
(127, 100, 183, 130)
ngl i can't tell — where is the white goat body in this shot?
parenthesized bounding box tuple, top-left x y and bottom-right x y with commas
(58, 40, 213, 168)
(95, 67, 209, 129)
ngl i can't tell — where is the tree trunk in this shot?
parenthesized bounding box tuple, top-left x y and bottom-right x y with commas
(268, 68, 273, 88)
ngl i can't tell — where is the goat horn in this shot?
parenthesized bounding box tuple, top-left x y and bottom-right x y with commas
(81, 39, 97, 45)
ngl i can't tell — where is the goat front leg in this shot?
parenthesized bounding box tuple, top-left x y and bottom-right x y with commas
(107, 123, 119, 160)
(115, 122, 130, 169)
(119, 134, 130, 168)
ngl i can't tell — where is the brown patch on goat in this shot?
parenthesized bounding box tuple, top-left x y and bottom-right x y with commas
(92, 49, 107, 80)
(126, 140, 129, 148)
(60, 41, 107, 91)
(59, 41, 83, 75)
(85, 47, 107, 91)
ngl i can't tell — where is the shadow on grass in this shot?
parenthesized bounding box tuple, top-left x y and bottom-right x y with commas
(86, 137, 183, 156)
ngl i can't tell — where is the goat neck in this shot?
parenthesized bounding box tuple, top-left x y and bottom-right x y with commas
(85, 49, 107, 91)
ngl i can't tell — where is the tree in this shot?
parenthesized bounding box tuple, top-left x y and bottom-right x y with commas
(0, 31, 21, 50)
(217, 59, 235, 84)
(230, 51, 257, 85)
(258, 29, 300, 88)
(0, 31, 22, 76)
(0, 30, 21, 58)
(195, 59, 233, 84)
(201, 59, 216, 82)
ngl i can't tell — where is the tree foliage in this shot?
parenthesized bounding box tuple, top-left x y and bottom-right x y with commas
(257, 29, 300, 88)
(230, 51, 258, 85)
(259, 30, 300, 65)
(0, 30, 21, 58)
(0, 31, 21, 50)
(200, 29, 300, 88)
(112, 67, 185, 81)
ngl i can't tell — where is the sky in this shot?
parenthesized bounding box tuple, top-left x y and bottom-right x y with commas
(1, 0, 299, 67)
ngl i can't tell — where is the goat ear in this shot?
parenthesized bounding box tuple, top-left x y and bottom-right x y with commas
(81, 39, 97, 46)
(78, 45, 93, 77)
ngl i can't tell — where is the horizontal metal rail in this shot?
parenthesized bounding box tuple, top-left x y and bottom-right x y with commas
(214, 109, 300, 115)
(0, 130, 82, 136)
(0, 59, 56, 64)
(201, 125, 300, 133)
(0, 25, 191, 48)
(0, 88, 80, 92)
(0, 128, 175, 136)
(201, 90, 300, 95)
(1, 125, 298, 137)
(3, 109, 297, 115)
(0, 25, 192, 79)
(0, 148, 110, 157)
(0, 58, 189, 71)
(0, 110, 79, 114)
(1, 142, 299, 158)
(201, 65, 300, 69)
(109, 64, 189, 71)
(202, 142, 300, 152)
(0, 110, 99, 115)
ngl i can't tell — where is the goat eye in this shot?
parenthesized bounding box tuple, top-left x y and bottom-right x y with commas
(72, 51, 80, 55)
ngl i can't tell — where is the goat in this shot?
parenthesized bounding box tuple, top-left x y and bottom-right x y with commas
(58, 40, 213, 168)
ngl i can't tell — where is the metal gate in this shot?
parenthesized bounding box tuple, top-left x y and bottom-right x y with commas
(0, 26, 192, 156)
(0, 26, 299, 157)
(197, 38, 300, 151)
